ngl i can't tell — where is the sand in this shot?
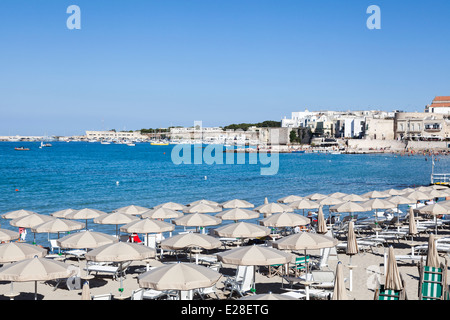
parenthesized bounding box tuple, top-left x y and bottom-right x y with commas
(0, 229, 448, 301)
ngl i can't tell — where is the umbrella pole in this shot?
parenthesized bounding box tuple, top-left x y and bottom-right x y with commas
(35, 281, 38, 300)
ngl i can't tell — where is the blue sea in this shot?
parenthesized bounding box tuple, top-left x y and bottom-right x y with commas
(0, 141, 448, 245)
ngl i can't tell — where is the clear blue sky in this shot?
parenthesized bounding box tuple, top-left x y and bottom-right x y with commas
(1, 0, 450, 136)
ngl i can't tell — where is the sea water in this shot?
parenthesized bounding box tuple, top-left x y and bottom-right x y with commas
(0, 141, 447, 245)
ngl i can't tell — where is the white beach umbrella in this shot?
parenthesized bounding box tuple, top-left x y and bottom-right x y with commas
(259, 212, 310, 228)
(112, 205, 151, 215)
(221, 199, 255, 208)
(31, 218, 85, 239)
(173, 213, 222, 233)
(215, 208, 260, 222)
(120, 218, 175, 246)
(57, 230, 118, 249)
(0, 229, 20, 242)
(1, 209, 36, 220)
(183, 203, 222, 214)
(65, 208, 106, 230)
(254, 203, 293, 218)
(50, 209, 76, 218)
(153, 202, 187, 211)
(187, 199, 220, 207)
(93, 212, 140, 236)
(341, 194, 367, 202)
(361, 190, 389, 199)
(418, 203, 450, 234)
(141, 207, 183, 220)
(214, 221, 271, 239)
(328, 192, 348, 199)
(288, 199, 320, 216)
(138, 263, 222, 299)
(85, 242, 156, 296)
(305, 193, 328, 200)
(402, 191, 432, 202)
(276, 195, 303, 204)
(10, 214, 56, 244)
(317, 196, 345, 206)
(0, 256, 76, 300)
(0, 242, 47, 263)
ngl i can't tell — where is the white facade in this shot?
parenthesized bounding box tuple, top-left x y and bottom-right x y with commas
(85, 130, 148, 141)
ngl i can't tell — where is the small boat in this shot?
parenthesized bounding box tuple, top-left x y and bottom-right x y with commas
(291, 150, 306, 154)
(127, 143, 136, 146)
(150, 142, 169, 146)
(15, 147, 30, 151)
(39, 142, 52, 148)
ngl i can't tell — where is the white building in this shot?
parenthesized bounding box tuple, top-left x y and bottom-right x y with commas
(425, 96, 450, 115)
(85, 130, 148, 141)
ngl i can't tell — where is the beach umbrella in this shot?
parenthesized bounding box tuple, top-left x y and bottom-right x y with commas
(0, 242, 47, 263)
(50, 209, 76, 218)
(160, 233, 222, 250)
(31, 218, 85, 239)
(1, 209, 36, 220)
(341, 194, 366, 202)
(215, 208, 260, 222)
(0, 256, 76, 300)
(221, 199, 255, 208)
(361, 190, 389, 199)
(217, 245, 292, 266)
(276, 195, 303, 204)
(141, 207, 183, 220)
(0, 229, 20, 242)
(173, 213, 222, 233)
(402, 191, 432, 202)
(317, 197, 345, 206)
(425, 234, 440, 269)
(138, 263, 222, 299)
(187, 199, 220, 207)
(217, 245, 292, 293)
(85, 242, 156, 297)
(332, 262, 348, 300)
(305, 193, 328, 200)
(254, 203, 293, 218)
(408, 207, 418, 244)
(346, 221, 358, 291)
(426, 189, 448, 199)
(120, 218, 175, 246)
(384, 246, 403, 291)
(239, 292, 297, 300)
(329, 201, 368, 214)
(57, 230, 118, 249)
(93, 212, 140, 236)
(112, 205, 151, 215)
(10, 213, 56, 244)
(183, 203, 222, 214)
(328, 192, 348, 199)
(259, 212, 310, 228)
(153, 202, 187, 211)
(214, 221, 270, 239)
(160, 233, 222, 264)
(360, 198, 396, 226)
(272, 231, 338, 274)
(272, 232, 338, 251)
(316, 206, 328, 234)
(65, 208, 106, 230)
(81, 280, 91, 300)
(418, 203, 450, 234)
(415, 186, 434, 193)
(382, 188, 404, 196)
(288, 199, 320, 216)
(264, 197, 269, 204)
(399, 187, 415, 194)
(386, 195, 416, 228)
(10, 213, 55, 229)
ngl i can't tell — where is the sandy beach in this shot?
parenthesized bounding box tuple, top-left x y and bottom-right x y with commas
(0, 227, 447, 302)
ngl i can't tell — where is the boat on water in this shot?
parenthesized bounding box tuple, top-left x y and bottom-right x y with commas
(15, 147, 30, 151)
(150, 142, 169, 146)
(39, 142, 52, 148)
(291, 150, 306, 154)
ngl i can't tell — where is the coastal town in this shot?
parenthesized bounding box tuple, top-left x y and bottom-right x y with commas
(2, 96, 450, 154)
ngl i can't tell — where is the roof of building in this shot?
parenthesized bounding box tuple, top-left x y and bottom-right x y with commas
(429, 103, 450, 108)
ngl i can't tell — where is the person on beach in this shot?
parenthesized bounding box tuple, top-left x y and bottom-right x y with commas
(129, 233, 142, 243)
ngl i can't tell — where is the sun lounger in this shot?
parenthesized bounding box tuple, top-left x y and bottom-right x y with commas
(418, 259, 449, 300)
(84, 261, 132, 280)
